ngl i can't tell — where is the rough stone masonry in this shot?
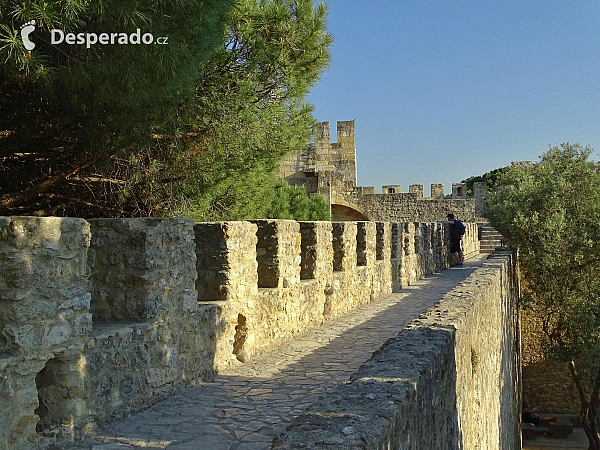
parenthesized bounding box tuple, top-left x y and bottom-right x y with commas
(279, 120, 490, 222)
(0, 216, 484, 449)
(273, 250, 521, 449)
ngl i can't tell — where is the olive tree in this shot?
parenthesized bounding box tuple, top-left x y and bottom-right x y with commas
(485, 143, 600, 449)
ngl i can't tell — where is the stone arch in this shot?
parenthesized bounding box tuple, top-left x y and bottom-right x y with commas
(331, 204, 369, 221)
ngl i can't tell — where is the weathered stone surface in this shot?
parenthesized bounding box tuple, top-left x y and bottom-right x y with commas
(273, 250, 521, 450)
(0, 216, 483, 450)
(0, 217, 91, 450)
(88, 218, 196, 322)
(194, 221, 258, 302)
(0, 217, 91, 355)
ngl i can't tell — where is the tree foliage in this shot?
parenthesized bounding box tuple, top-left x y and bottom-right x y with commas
(461, 166, 510, 196)
(485, 143, 600, 448)
(264, 180, 330, 221)
(169, 0, 331, 220)
(1, 0, 234, 149)
(0, 0, 332, 220)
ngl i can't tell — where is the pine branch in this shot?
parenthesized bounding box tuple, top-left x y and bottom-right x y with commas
(0, 150, 116, 210)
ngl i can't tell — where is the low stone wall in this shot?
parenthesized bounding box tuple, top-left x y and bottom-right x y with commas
(273, 249, 521, 450)
(0, 216, 479, 449)
(350, 192, 478, 223)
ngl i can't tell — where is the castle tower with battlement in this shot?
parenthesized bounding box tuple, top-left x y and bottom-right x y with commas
(279, 120, 357, 192)
(280, 120, 487, 222)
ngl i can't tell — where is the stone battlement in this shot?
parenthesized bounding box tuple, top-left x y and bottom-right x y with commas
(274, 250, 521, 449)
(280, 121, 489, 222)
(0, 216, 478, 449)
(381, 182, 485, 200)
(279, 121, 357, 189)
(319, 170, 486, 223)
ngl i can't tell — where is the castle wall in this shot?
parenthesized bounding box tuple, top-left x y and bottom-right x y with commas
(274, 249, 521, 450)
(279, 121, 494, 223)
(327, 171, 478, 222)
(0, 216, 479, 449)
(354, 194, 476, 222)
(280, 121, 491, 223)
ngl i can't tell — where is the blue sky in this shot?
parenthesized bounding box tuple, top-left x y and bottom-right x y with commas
(307, 1, 600, 194)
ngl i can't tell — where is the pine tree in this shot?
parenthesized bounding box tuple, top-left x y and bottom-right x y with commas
(309, 193, 331, 221)
(0, 0, 234, 215)
(0, 0, 234, 148)
(161, 0, 332, 219)
(0, 0, 332, 219)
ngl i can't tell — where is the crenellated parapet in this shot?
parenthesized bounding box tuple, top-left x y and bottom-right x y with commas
(324, 170, 487, 223)
(0, 216, 479, 449)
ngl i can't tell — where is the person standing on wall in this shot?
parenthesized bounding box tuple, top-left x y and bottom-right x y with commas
(447, 213, 465, 266)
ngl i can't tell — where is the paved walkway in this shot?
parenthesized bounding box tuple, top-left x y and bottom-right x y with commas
(75, 255, 488, 450)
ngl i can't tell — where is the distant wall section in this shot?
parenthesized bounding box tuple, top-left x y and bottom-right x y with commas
(325, 170, 485, 222)
(279, 120, 488, 222)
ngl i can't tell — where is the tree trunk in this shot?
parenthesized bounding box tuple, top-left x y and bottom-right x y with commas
(569, 361, 600, 450)
(590, 396, 600, 450)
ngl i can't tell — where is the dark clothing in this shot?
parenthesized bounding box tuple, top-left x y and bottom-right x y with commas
(523, 412, 540, 425)
(448, 222, 461, 240)
(450, 239, 461, 253)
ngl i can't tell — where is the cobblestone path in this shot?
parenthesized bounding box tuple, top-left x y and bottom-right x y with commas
(75, 255, 488, 450)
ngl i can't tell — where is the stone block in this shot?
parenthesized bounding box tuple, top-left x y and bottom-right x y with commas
(337, 120, 355, 139)
(452, 183, 467, 198)
(299, 222, 333, 281)
(356, 222, 375, 267)
(0, 217, 91, 355)
(88, 218, 196, 322)
(548, 419, 573, 436)
(473, 181, 488, 216)
(382, 185, 401, 194)
(360, 186, 376, 195)
(409, 184, 424, 197)
(431, 183, 444, 200)
(332, 222, 357, 273)
(375, 222, 390, 261)
(194, 222, 258, 302)
(316, 121, 330, 143)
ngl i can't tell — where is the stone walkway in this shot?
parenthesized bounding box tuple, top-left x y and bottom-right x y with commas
(74, 255, 488, 450)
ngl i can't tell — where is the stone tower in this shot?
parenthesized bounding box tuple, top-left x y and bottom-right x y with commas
(279, 120, 357, 191)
